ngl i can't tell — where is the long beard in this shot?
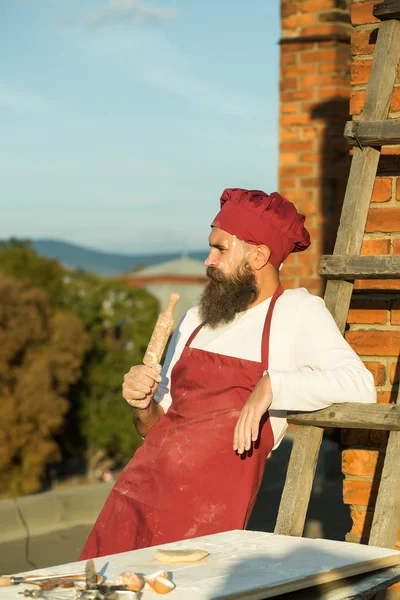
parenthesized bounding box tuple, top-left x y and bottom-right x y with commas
(198, 262, 259, 329)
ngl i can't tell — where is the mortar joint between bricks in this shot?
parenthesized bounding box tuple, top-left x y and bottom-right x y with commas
(367, 229, 400, 236)
(344, 474, 376, 482)
(348, 324, 393, 331)
(352, 15, 380, 26)
(363, 232, 392, 240)
(349, 504, 373, 511)
(352, 22, 380, 32)
(391, 177, 397, 201)
(360, 355, 391, 361)
(351, 54, 375, 62)
(371, 199, 400, 208)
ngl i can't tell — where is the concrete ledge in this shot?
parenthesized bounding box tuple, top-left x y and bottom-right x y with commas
(0, 482, 113, 543)
(0, 499, 27, 542)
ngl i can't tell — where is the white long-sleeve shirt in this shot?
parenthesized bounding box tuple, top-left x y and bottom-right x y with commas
(154, 288, 376, 450)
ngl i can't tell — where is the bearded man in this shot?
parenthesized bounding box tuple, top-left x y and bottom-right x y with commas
(80, 188, 376, 559)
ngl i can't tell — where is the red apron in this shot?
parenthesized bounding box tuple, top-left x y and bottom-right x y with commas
(80, 285, 284, 559)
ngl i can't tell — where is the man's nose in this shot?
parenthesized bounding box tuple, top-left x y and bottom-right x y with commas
(205, 251, 216, 268)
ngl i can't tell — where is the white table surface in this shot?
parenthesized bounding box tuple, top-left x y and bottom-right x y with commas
(3, 530, 400, 600)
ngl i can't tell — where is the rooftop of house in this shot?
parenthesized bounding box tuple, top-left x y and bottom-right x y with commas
(127, 254, 207, 279)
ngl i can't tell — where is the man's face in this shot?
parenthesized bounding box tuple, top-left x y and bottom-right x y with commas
(199, 229, 259, 328)
(204, 228, 247, 276)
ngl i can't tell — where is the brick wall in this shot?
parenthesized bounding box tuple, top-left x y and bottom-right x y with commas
(279, 0, 352, 295)
(279, 0, 400, 589)
(341, 0, 400, 572)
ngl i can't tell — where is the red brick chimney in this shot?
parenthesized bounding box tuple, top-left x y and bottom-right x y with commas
(279, 0, 352, 295)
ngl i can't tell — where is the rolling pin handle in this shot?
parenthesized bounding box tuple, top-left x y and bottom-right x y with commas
(166, 292, 180, 316)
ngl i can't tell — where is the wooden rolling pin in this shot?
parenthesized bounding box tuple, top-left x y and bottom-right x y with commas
(143, 292, 180, 367)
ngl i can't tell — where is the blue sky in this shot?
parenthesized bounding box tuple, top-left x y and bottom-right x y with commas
(2, 0, 280, 253)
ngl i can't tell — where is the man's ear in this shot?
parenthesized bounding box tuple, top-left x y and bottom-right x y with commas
(252, 245, 271, 270)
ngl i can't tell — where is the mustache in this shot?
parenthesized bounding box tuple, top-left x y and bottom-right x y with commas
(206, 266, 225, 281)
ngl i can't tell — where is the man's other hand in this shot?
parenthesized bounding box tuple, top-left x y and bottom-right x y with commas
(122, 364, 162, 410)
(233, 373, 273, 454)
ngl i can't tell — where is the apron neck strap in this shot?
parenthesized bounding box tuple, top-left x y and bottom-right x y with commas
(186, 322, 204, 347)
(261, 283, 285, 367)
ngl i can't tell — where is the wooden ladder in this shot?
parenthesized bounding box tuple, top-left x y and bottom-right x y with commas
(274, 0, 400, 553)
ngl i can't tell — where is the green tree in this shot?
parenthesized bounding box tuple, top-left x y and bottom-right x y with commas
(0, 240, 65, 305)
(62, 275, 159, 481)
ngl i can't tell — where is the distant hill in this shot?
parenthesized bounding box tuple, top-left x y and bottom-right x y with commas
(31, 239, 208, 276)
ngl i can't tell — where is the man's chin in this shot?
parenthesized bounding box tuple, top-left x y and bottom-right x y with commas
(202, 311, 236, 329)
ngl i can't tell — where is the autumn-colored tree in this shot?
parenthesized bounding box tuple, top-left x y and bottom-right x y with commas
(0, 275, 90, 497)
(0, 241, 160, 488)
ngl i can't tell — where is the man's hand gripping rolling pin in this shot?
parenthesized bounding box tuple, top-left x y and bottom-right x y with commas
(122, 293, 180, 436)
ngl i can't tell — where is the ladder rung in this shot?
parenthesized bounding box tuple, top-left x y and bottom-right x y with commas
(319, 255, 400, 279)
(344, 120, 400, 147)
(288, 403, 400, 431)
(373, 0, 400, 21)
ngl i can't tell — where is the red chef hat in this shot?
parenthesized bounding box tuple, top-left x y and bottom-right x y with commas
(211, 188, 311, 269)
